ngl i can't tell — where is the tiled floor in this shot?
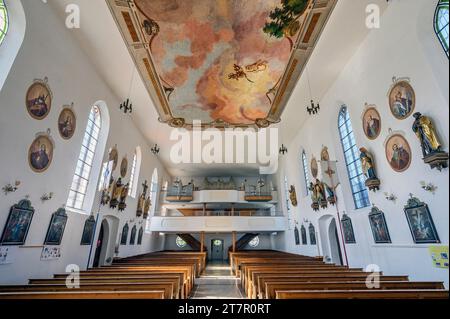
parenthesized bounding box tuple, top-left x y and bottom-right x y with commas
(191, 261, 246, 299)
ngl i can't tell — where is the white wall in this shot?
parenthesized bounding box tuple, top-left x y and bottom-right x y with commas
(276, 0, 449, 287)
(0, 1, 169, 284)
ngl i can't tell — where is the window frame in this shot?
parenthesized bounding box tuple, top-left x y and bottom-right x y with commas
(66, 106, 102, 212)
(128, 151, 138, 197)
(338, 106, 370, 210)
(0, 0, 9, 46)
(435, 0, 449, 57)
(301, 150, 311, 195)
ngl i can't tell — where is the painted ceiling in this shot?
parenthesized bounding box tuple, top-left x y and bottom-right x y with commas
(107, 0, 337, 128)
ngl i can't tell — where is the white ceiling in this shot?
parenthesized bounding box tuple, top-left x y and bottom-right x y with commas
(48, 0, 387, 177)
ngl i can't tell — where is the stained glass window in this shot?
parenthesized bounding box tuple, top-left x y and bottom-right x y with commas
(338, 106, 370, 209)
(435, 0, 449, 57)
(248, 236, 260, 248)
(0, 0, 8, 46)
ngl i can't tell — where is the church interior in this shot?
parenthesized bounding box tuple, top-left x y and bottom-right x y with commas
(0, 0, 449, 302)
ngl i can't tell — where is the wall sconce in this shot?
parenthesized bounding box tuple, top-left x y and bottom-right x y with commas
(2, 181, 20, 195)
(420, 181, 438, 195)
(303, 218, 310, 224)
(40, 192, 54, 202)
(151, 144, 160, 155)
(279, 144, 288, 155)
(384, 192, 397, 203)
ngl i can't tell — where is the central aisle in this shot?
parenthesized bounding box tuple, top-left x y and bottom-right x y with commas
(191, 262, 246, 299)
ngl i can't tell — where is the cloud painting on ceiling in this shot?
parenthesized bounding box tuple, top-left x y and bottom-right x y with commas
(107, 0, 337, 128)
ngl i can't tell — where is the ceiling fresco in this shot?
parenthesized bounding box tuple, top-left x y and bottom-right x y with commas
(107, 0, 337, 128)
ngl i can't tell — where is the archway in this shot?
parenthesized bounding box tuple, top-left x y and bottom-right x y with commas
(318, 214, 343, 265)
(328, 218, 343, 266)
(93, 219, 108, 267)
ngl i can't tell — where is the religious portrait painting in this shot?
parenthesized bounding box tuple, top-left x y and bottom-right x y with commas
(1, 199, 35, 246)
(368, 207, 392, 244)
(341, 215, 356, 244)
(58, 107, 76, 140)
(80, 216, 96, 245)
(44, 208, 68, 246)
(389, 81, 415, 120)
(311, 157, 319, 178)
(120, 157, 128, 178)
(385, 134, 412, 172)
(363, 107, 382, 140)
(26, 79, 52, 120)
(28, 134, 54, 173)
(404, 197, 440, 244)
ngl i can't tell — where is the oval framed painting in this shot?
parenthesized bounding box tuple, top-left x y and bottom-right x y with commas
(311, 157, 319, 178)
(120, 157, 128, 178)
(385, 134, 412, 173)
(58, 107, 76, 140)
(362, 107, 382, 140)
(109, 147, 119, 171)
(28, 135, 54, 173)
(388, 81, 415, 120)
(26, 79, 52, 120)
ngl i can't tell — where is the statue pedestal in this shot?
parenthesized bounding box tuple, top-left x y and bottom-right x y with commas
(365, 178, 381, 192)
(424, 151, 449, 171)
(327, 196, 336, 206)
(319, 200, 328, 209)
(311, 202, 319, 212)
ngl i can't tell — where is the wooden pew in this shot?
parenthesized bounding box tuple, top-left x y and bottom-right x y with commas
(275, 289, 449, 299)
(0, 282, 175, 299)
(0, 290, 165, 299)
(264, 281, 445, 299)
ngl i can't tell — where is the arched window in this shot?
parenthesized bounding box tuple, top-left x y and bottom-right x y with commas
(301, 150, 311, 195)
(128, 147, 142, 198)
(0, 0, 8, 46)
(176, 236, 187, 248)
(248, 236, 260, 248)
(338, 106, 370, 209)
(435, 0, 449, 57)
(67, 106, 102, 210)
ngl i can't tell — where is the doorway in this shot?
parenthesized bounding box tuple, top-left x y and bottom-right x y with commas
(211, 239, 224, 261)
(93, 220, 107, 267)
(328, 218, 343, 266)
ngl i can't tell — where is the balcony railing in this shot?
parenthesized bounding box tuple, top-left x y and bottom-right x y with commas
(154, 210, 284, 217)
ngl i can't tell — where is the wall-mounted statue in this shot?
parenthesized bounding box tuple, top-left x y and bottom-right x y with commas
(118, 182, 129, 211)
(101, 175, 114, 206)
(289, 185, 298, 207)
(137, 180, 151, 218)
(412, 112, 448, 171)
(310, 179, 327, 210)
(360, 147, 381, 192)
(308, 182, 320, 212)
(110, 178, 124, 209)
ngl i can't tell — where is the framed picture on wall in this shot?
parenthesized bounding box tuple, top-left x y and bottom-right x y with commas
(1, 199, 35, 245)
(368, 206, 392, 244)
(301, 225, 308, 245)
(294, 226, 300, 246)
(25, 78, 52, 120)
(137, 227, 144, 245)
(388, 80, 415, 120)
(120, 224, 129, 245)
(404, 196, 440, 244)
(341, 214, 356, 244)
(44, 208, 68, 245)
(129, 225, 137, 245)
(80, 215, 96, 245)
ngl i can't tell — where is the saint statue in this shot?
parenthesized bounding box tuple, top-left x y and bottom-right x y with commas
(412, 113, 442, 157)
(360, 148, 378, 180)
(360, 147, 381, 191)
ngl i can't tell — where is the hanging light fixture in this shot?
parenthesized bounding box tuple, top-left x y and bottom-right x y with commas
(305, 66, 320, 115)
(151, 144, 160, 155)
(279, 144, 288, 155)
(120, 67, 135, 114)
